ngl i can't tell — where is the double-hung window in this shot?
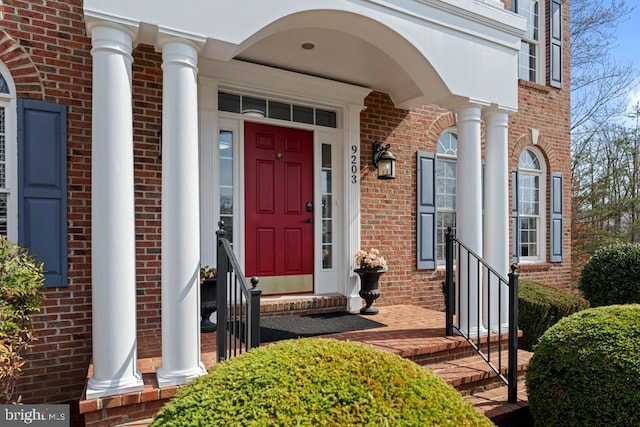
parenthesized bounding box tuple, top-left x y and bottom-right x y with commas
(513, 0, 542, 83)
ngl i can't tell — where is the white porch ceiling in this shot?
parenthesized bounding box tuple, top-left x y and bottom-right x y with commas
(235, 27, 417, 107)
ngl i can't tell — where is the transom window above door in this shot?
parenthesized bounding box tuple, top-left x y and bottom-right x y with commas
(218, 91, 338, 128)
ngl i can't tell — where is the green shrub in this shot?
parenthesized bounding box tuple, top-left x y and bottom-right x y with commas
(526, 305, 640, 427)
(579, 242, 640, 306)
(0, 237, 44, 403)
(518, 280, 589, 351)
(152, 338, 494, 427)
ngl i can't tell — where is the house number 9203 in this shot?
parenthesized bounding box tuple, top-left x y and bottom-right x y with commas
(351, 144, 358, 184)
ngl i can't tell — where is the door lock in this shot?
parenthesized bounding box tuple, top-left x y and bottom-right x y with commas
(306, 202, 313, 212)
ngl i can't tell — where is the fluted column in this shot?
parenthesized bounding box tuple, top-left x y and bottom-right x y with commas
(456, 104, 485, 335)
(86, 21, 143, 399)
(156, 35, 207, 387)
(483, 108, 511, 330)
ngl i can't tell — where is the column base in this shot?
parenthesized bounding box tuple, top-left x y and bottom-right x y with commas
(85, 371, 144, 399)
(455, 324, 488, 337)
(156, 363, 207, 388)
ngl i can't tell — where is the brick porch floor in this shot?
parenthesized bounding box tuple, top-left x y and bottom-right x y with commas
(79, 304, 531, 426)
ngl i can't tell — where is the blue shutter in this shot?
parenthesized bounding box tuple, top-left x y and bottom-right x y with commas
(18, 99, 68, 287)
(549, 0, 563, 88)
(511, 168, 519, 263)
(550, 172, 563, 262)
(417, 151, 436, 269)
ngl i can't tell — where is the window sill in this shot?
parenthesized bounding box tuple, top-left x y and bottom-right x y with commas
(516, 262, 552, 273)
(518, 79, 551, 94)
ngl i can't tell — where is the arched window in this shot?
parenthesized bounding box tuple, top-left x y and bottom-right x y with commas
(517, 147, 546, 261)
(436, 130, 457, 263)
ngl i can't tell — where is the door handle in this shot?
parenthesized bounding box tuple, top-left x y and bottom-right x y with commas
(306, 218, 312, 223)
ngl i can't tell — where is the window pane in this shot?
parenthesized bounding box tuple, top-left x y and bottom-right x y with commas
(0, 193, 6, 236)
(0, 75, 8, 94)
(322, 144, 331, 168)
(321, 143, 333, 269)
(321, 169, 332, 194)
(293, 105, 314, 124)
(218, 92, 240, 113)
(268, 101, 291, 121)
(436, 212, 456, 263)
(220, 187, 233, 215)
(220, 158, 232, 187)
(322, 245, 333, 269)
(220, 130, 234, 243)
(437, 132, 458, 156)
(322, 195, 332, 218)
(242, 96, 267, 117)
(316, 109, 337, 128)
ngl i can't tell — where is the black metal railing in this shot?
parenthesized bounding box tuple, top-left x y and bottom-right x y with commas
(216, 222, 261, 362)
(445, 227, 519, 403)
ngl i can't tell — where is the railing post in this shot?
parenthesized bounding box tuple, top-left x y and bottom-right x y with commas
(508, 263, 519, 403)
(216, 222, 228, 362)
(249, 277, 261, 350)
(445, 227, 455, 336)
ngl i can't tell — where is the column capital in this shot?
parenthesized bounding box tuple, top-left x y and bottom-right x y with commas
(483, 108, 511, 128)
(158, 29, 205, 68)
(85, 13, 138, 55)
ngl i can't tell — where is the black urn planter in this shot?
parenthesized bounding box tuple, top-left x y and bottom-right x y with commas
(200, 277, 217, 333)
(355, 268, 385, 315)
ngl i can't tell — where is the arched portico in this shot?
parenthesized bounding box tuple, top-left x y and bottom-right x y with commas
(83, 0, 525, 398)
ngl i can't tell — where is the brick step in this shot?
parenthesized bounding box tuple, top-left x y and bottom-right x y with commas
(259, 293, 347, 317)
(466, 380, 532, 426)
(425, 349, 532, 396)
(389, 333, 515, 368)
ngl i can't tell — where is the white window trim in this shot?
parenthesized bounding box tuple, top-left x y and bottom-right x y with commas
(518, 146, 546, 263)
(0, 61, 17, 242)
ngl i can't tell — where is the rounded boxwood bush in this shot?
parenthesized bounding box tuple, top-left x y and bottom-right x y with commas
(518, 280, 589, 351)
(526, 305, 640, 427)
(152, 338, 494, 426)
(579, 242, 640, 306)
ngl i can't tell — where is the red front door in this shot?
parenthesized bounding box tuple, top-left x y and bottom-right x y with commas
(244, 123, 314, 295)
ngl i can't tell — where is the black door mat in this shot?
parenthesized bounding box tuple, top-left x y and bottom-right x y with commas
(257, 311, 386, 343)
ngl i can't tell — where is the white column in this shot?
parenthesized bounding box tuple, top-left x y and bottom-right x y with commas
(156, 35, 207, 387)
(483, 109, 511, 330)
(346, 103, 364, 312)
(456, 104, 485, 335)
(86, 21, 143, 399)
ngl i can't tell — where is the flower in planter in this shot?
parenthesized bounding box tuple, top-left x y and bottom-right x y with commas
(355, 248, 387, 271)
(200, 266, 217, 283)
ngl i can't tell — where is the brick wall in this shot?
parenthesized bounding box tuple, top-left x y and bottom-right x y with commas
(1, 0, 94, 404)
(1, 0, 572, 408)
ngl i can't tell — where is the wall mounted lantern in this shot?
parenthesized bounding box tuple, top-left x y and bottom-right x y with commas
(372, 141, 396, 179)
